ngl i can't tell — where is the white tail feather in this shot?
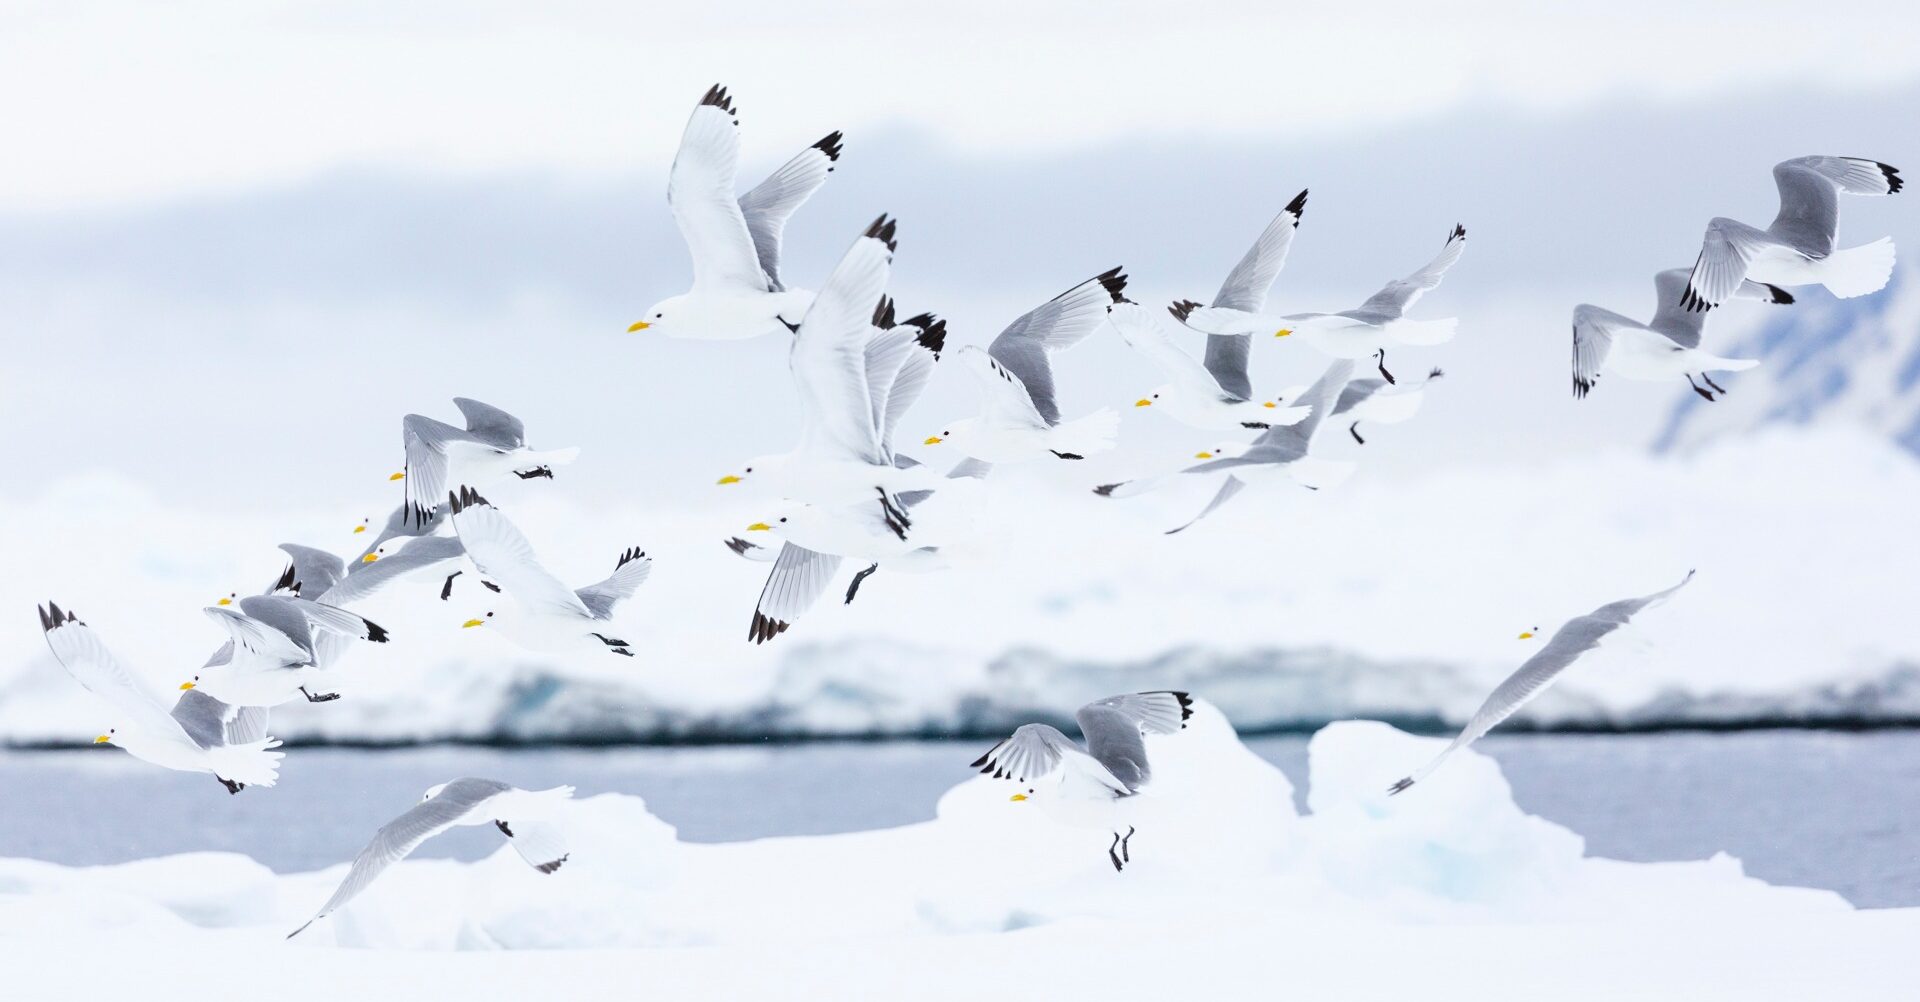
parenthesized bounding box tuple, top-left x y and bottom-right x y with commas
(1288, 456, 1356, 491)
(206, 738, 284, 788)
(1818, 237, 1896, 299)
(1050, 408, 1120, 457)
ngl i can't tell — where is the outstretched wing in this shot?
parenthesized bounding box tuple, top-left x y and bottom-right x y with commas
(970, 722, 1131, 795)
(738, 131, 843, 291)
(1768, 156, 1902, 253)
(452, 398, 527, 450)
(984, 268, 1127, 425)
(1570, 303, 1642, 398)
(497, 819, 571, 875)
(400, 414, 466, 529)
(575, 548, 653, 620)
(1110, 301, 1240, 401)
(1075, 690, 1192, 790)
(324, 536, 467, 608)
(668, 84, 768, 293)
(170, 690, 271, 750)
(790, 217, 896, 465)
(748, 542, 842, 644)
(1678, 217, 1772, 312)
(1354, 224, 1466, 320)
(38, 604, 183, 739)
(447, 488, 591, 618)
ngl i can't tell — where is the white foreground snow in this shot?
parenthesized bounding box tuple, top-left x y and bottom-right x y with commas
(1, 711, 1909, 1000)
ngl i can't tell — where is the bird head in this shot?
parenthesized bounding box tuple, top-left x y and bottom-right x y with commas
(629, 295, 686, 335)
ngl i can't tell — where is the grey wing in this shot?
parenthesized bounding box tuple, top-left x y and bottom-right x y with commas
(352, 504, 442, 567)
(1212, 189, 1307, 312)
(324, 536, 467, 607)
(575, 548, 652, 620)
(170, 689, 236, 750)
(737, 131, 843, 291)
(1768, 157, 1902, 253)
(1678, 217, 1772, 312)
(1075, 691, 1193, 790)
(288, 779, 512, 938)
(1355, 224, 1466, 319)
(401, 415, 464, 529)
(1571, 304, 1642, 398)
(273, 544, 345, 600)
(1250, 357, 1357, 455)
(723, 536, 780, 563)
(969, 723, 1074, 783)
(987, 268, 1127, 426)
(1331, 378, 1388, 417)
(226, 705, 271, 744)
(223, 598, 317, 663)
(946, 457, 994, 481)
(1164, 475, 1248, 535)
(282, 597, 386, 643)
(452, 398, 526, 450)
(1202, 335, 1253, 402)
(748, 543, 843, 644)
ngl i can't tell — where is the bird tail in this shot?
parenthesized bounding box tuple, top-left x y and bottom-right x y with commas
(206, 737, 285, 789)
(1700, 356, 1760, 374)
(1817, 237, 1895, 299)
(1386, 316, 1457, 346)
(1050, 408, 1121, 457)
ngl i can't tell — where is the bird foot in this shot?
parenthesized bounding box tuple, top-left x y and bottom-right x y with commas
(1108, 832, 1125, 872)
(219, 777, 245, 795)
(440, 570, 462, 601)
(1387, 777, 1414, 796)
(1049, 450, 1086, 460)
(1121, 825, 1135, 863)
(845, 564, 879, 605)
(1703, 373, 1727, 394)
(300, 687, 342, 703)
(514, 466, 555, 480)
(1349, 422, 1366, 445)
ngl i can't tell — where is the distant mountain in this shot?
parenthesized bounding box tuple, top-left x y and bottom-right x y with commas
(1655, 266, 1920, 454)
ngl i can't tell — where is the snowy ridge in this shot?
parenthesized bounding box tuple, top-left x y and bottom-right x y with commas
(1656, 266, 1920, 454)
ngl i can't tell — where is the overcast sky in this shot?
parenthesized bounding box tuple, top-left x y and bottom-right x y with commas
(3, 3, 1918, 515)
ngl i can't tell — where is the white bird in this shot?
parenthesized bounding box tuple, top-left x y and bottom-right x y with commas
(1097, 359, 1358, 533)
(1387, 571, 1694, 795)
(1176, 224, 1466, 385)
(448, 487, 652, 656)
(1111, 301, 1309, 431)
(1678, 156, 1902, 312)
(191, 595, 391, 706)
(972, 691, 1193, 871)
(37, 603, 284, 791)
(1574, 269, 1793, 401)
(1280, 366, 1444, 444)
(629, 84, 841, 340)
(924, 267, 1129, 463)
(396, 398, 580, 530)
(287, 778, 573, 939)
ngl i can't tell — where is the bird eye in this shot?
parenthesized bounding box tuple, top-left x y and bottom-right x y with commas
(778, 517, 787, 523)
(1152, 394, 1159, 399)
(654, 312, 663, 319)
(745, 467, 753, 473)
(486, 611, 494, 618)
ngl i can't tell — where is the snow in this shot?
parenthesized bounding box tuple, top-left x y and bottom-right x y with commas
(7, 426, 1920, 746)
(1, 710, 1909, 1000)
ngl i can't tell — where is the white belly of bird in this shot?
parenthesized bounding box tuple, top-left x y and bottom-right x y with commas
(1741, 244, 1819, 286)
(677, 289, 812, 340)
(200, 662, 321, 706)
(1162, 394, 1277, 431)
(491, 609, 603, 654)
(1298, 319, 1388, 358)
(954, 424, 1062, 464)
(1607, 331, 1699, 381)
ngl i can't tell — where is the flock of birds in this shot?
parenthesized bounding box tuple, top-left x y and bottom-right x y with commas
(31, 83, 1905, 927)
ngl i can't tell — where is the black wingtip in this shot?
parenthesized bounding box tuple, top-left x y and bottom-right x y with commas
(1168, 690, 1194, 724)
(1092, 482, 1123, 497)
(614, 547, 648, 570)
(1093, 266, 1129, 303)
(1168, 299, 1201, 323)
(38, 601, 80, 632)
(1428, 367, 1446, 380)
(1387, 778, 1414, 796)
(447, 486, 490, 515)
(814, 130, 845, 162)
(1285, 188, 1309, 219)
(1763, 283, 1794, 305)
(535, 854, 569, 875)
(863, 214, 899, 252)
(1880, 161, 1904, 194)
(749, 612, 791, 645)
(968, 748, 993, 768)
(910, 316, 947, 357)
(871, 295, 896, 330)
(362, 618, 391, 644)
(1450, 223, 1466, 241)
(272, 563, 300, 596)
(699, 84, 735, 115)
(723, 537, 758, 557)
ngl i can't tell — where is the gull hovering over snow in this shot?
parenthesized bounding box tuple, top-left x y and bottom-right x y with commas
(37, 603, 284, 791)
(923, 267, 1129, 463)
(287, 778, 573, 939)
(1678, 156, 1902, 312)
(448, 487, 652, 657)
(191, 595, 391, 706)
(1097, 359, 1358, 534)
(630, 84, 843, 340)
(1574, 269, 1792, 401)
(396, 398, 579, 530)
(1176, 224, 1466, 384)
(973, 691, 1193, 872)
(1280, 366, 1444, 445)
(1387, 571, 1695, 796)
(1111, 301, 1309, 431)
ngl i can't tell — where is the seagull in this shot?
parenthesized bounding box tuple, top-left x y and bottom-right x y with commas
(1574, 269, 1793, 401)
(1110, 300, 1310, 431)
(923, 267, 1129, 463)
(337, 534, 472, 605)
(972, 691, 1193, 872)
(1096, 359, 1358, 534)
(1678, 156, 1902, 312)
(448, 487, 652, 656)
(287, 779, 574, 939)
(717, 216, 940, 540)
(169, 690, 275, 794)
(1387, 571, 1695, 795)
(37, 603, 284, 790)
(396, 397, 580, 530)
(1281, 366, 1445, 444)
(629, 84, 841, 340)
(1176, 224, 1466, 384)
(191, 595, 391, 706)
(351, 503, 448, 566)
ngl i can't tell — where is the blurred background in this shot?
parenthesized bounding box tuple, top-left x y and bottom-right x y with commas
(2, 2, 1917, 905)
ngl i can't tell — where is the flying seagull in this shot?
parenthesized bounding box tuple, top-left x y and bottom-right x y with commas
(630, 84, 842, 340)
(1175, 224, 1466, 384)
(1281, 366, 1445, 444)
(448, 487, 652, 657)
(191, 595, 391, 706)
(1387, 571, 1695, 795)
(1678, 156, 1901, 312)
(923, 267, 1129, 463)
(287, 779, 574, 939)
(972, 691, 1193, 872)
(1110, 300, 1309, 431)
(37, 603, 284, 791)
(1573, 268, 1792, 401)
(396, 398, 579, 529)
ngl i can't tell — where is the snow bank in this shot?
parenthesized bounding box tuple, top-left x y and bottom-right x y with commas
(1, 710, 1905, 999)
(5, 427, 1920, 746)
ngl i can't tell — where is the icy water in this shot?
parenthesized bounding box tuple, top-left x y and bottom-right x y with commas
(2, 730, 1916, 908)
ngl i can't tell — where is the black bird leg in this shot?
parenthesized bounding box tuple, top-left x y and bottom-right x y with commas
(219, 777, 244, 795)
(1702, 373, 1727, 394)
(876, 489, 910, 540)
(440, 570, 462, 601)
(1349, 421, 1366, 445)
(1108, 831, 1124, 872)
(1375, 348, 1397, 385)
(514, 466, 555, 480)
(1121, 825, 1135, 863)
(845, 564, 879, 605)
(776, 316, 801, 334)
(1686, 374, 1717, 402)
(300, 686, 341, 702)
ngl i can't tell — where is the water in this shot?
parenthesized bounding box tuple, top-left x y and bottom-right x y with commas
(2, 730, 1916, 908)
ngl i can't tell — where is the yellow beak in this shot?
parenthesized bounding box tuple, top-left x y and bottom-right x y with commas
(353, 524, 366, 533)
(1009, 793, 1028, 802)
(94, 734, 111, 744)
(362, 553, 379, 563)
(389, 471, 406, 481)
(628, 320, 652, 332)
(1263, 401, 1277, 409)
(923, 435, 942, 446)
(462, 619, 486, 629)
(1195, 451, 1213, 459)
(217, 597, 232, 606)
(1274, 328, 1293, 338)
(746, 522, 772, 532)
(1134, 398, 1152, 408)
(1518, 631, 1535, 640)
(179, 681, 195, 691)
(717, 475, 742, 485)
